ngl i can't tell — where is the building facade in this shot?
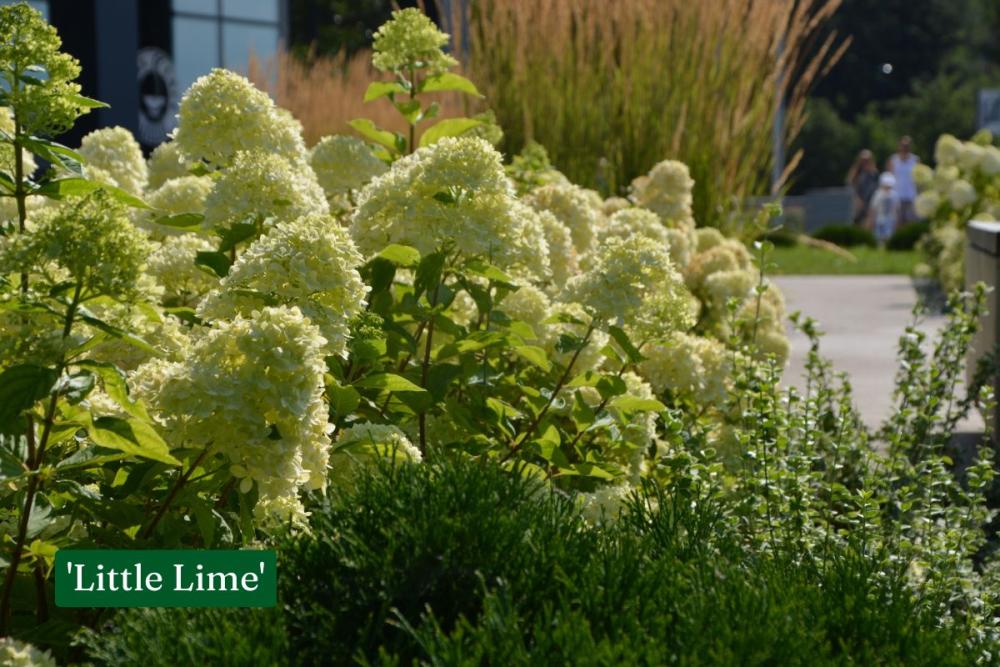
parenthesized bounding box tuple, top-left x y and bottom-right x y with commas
(2, 0, 288, 150)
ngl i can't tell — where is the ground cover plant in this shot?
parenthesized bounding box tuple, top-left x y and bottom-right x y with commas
(2, 4, 1000, 664)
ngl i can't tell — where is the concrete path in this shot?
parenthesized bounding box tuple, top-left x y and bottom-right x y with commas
(774, 275, 983, 432)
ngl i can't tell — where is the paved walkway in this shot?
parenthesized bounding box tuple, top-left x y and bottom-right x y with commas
(774, 275, 983, 432)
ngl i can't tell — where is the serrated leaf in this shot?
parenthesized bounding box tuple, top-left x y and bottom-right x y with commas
(75, 360, 148, 420)
(69, 93, 110, 109)
(217, 220, 258, 252)
(419, 72, 482, 97)
(88, 415, 180, 465)
(77, 309, 157, 355)
(394, 99, 422, 124)
(153, 212, 204, 230)
(354, 373, 428, 394)
(32, 177, 151, 208)
(608, 325, 644, 364)
(0, 365, 58, 433)
(364, 80, 408, 102)
(328, 383, 361, 417)
(513, 345, 552, 372)
(418, 118, 482, 148)
(609, 396, 666, 413)
(349, 118, 401, 152)
(195, 250, 232, 278)
(376, 244, 421, 267)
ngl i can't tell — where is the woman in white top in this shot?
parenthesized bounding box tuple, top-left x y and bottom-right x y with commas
(887, 136, 919, 226)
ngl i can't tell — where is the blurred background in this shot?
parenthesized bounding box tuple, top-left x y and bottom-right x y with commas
(7, 0, 1000, 232)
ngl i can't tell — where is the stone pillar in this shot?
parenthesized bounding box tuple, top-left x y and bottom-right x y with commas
(966, 220, 1000, 431)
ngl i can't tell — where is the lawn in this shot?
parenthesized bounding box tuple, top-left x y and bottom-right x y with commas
(769, 245, 920, 275)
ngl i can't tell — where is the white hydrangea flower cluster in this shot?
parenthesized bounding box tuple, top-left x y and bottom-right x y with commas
(146, 140, 190, 190)
(370, 7, 457, 75)
(599, 207, 670, 246)
(78, 126, 148, 195)
(629, 159, 695, 225)
(310, 134, 389, 201)
(913, 131, 1000, 291)
(174, 69, 306, 168)
(0, 637, 56, 667)
(498, 283, 552, 339)
(352, 136, 550, 279)
(202, 149, 328, 232)
(137, 306, 331, 523)
(141, 175, 213, 238)
(198, 214, 368, 358)
(639, 332, 731, 405)
(146, 233, 217, 304)
(537, 208, 577, 290)
(526, 181, 602, 255)
(564, 235, 694, 336)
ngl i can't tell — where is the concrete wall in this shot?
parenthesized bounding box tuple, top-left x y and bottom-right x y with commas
(966, 220, 1000, 431)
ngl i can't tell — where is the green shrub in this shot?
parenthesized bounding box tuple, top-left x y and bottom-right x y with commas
(888, 220, 931, 251)
(79, 458, 977, 666)
(813, 223, 877, 247)
(759, 227, 799, 247)
(75, 607, 287, 667)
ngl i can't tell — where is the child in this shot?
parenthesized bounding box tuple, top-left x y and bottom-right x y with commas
(869, 172, 900, 246)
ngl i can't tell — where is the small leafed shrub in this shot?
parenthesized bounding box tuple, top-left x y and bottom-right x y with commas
(887, 219, 931, 251)
(813, 223, 877, 247)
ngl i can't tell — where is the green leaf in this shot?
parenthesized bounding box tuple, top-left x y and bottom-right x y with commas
(608, 326, 644, 364)
(466, 259, 514, 285)
(69, 93, 109, 109)
(56, 370, 95, 404)
(328, 383, 361, 418)
(571, 463, 617, 481)
(418, 118, 482, 148)
(513, 345, 552, 372)
(217, 220, 258, 252)
(75, 360, 148, 420)
(394, 99, 422, 124)
(419, 72, 482, 97)
(20, 136, 85, 175)
(88, 416, 180, 465)
(363, 80, 408, 102)
(376, 244, 421, 267)
(609, 396, 666, 413)
(0, 365, 58, 432)
(32, 177, 151, 209)
(195, 251, 232, 278)
(153, 212, 204, 230)
(349, 118, 401, 152)
(77, 309, 157, 355)
(414, 251, 446, 298)
(426, 363, 462, 401)
(354, 373, 428, 394)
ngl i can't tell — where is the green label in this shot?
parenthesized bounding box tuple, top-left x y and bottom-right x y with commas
(55, 550, 276, 607)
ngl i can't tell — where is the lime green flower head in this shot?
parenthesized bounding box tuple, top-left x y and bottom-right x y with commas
(564, 235, 694, 335)
(146, 141, 189, 190)
(309, 134, 388, 198)
(1, 190, 150, 298)
(371, 8, 457, 75)
(174, 68, 306, 168)
(78, 126, 148, 195)
(0, 3, 90, 137)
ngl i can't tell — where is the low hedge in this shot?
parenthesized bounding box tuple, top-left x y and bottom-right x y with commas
(887, 219, 931, 251)
(78, 459, 976, 666)
(813, 223, 877, 248)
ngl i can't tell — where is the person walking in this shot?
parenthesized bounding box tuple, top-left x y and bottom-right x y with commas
(847, 148, 879, 225)
(869, 172, 900, 246)
(887, 136, 919, 226)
